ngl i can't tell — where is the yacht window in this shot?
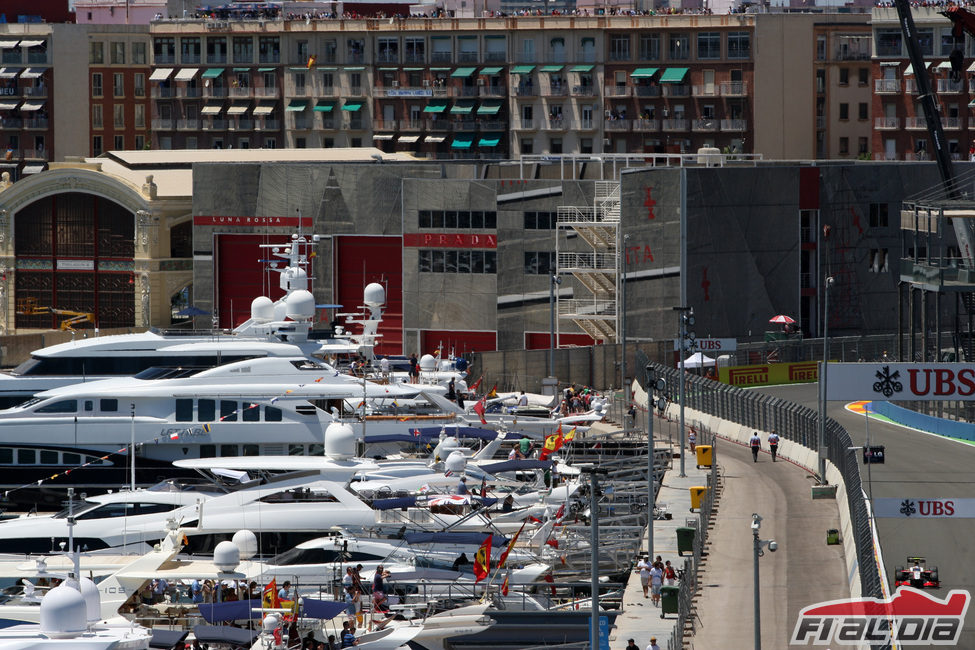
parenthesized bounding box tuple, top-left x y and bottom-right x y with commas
(265, 406, 282, 422)
(175, 399, 193, 422)
(76, 503, 132, 520)
(18, 449, 36, 464)
(242, 402, 260, 422)
(309, 444, 324, 456)
(199, 399, 216, 421)
(295, 405, 318, 416)
(288, 444, 304, 455)
(84, 400, 94, 412)
(14, 398, 42, 410)
(63, 452, 81, 465)
(200, 445, 216, 458)
(220, 400, 237, 422)
(36, 400, 78, 414)
(100, 399, 118, 412)
(243, 444, 259, 456)
(0, 449, 11, 464)
(270, 547, 346, 566)
(220, 444, 238, 456)
(40, 450, 58, 464)
(260, 487, 338, 503)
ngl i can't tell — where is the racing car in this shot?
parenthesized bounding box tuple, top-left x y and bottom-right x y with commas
(894, 556, 940, 589)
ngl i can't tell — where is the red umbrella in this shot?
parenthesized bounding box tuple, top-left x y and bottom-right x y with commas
(769, 315, 796, 324)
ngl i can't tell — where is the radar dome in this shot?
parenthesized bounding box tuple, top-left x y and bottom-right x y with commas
(444, 451, 468, 473)
(214, 540, 241, 572)
(250, 296, 274, 322)
(285, 290, 316, 321)
(280, 265, 308, 293)
(262, 613, 281, 632)
(232, 530, 258, 560)
(363, 283, 386, 307)
(419, 354, 437, 372)
(272, 300, 289, 322)
(324, 422, 356, 460)
(79, 576, 101, 622)
(40, 582, 87, 637)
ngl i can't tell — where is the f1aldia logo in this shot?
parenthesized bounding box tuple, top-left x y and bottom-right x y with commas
(792, 587, 970, 645)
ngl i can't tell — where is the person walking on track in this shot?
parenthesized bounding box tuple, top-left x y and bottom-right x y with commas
(767, 430, 780, 462)
(749, 432, 762, 462)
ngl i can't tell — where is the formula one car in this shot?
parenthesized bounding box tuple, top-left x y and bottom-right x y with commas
(894, 557, 940, 589)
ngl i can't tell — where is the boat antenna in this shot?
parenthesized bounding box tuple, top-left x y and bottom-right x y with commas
(66, 487, 80, 582)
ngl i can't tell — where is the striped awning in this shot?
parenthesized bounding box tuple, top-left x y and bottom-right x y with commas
(174, 68, 199, 82)
(201, 104, 223, 115)
(149, 68, 174, 82)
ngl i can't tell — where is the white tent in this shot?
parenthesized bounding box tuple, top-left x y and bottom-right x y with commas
(683, 352, 716, 368)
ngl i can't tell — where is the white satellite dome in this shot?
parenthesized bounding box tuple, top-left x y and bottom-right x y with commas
(325, 422, 356, 460)
(213, 540, 241, 572)
(285, 290, 315, 321)
(272, 299, 289, 322)
(363, 283, 386, 307)
(263, 613, 281, 632)
(79, 576, 101, 622)
(419, 354, 437, 372)
(444, 451, 468, 473)
(280, 265, 309, 293)
(232, 530, 258, 560)
(250, 296, 274, 322)
(40, 582, 87, 637)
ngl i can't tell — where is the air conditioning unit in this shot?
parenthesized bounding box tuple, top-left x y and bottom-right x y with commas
(477, 78, 485, 86)
(392, 81, 400, 87)
(422, 80, 431, 87)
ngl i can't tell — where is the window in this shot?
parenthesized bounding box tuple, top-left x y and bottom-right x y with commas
(134, 73, 145, 97)
(175, 398, 193, 422)
(207, 36, 227, 63)
(859, 137, 868, 155)
(113, 72, 124, 97)
(417, 210, 497, 229)
(92, 104, 103, 129)
(220, 400, 237, 422)
(266, 406, 282, 421)
(728, 32, 750, 59)
(113, 104, 124, 128)
(258, 36, 280, 63)
(111, 42, 125, 64)
(869, 249, 889, 272)
(521, 138, 533, 154)
(378, 38, 399, 63)
(839, 137, 849, 155)
(18, 449, 35, 465)
(669, 34, 689, 60)
(135, 134, 145, 150)
(233, 37, 253, 63)
(93, 135, 103, 156)
(816, 35, 826, 60)
(321, 71, 334, 92)
(550, 137, 563, 153)
(37, 400, 77, 414)
(294, 71, 306, 92)
(89, 41, 104, 64)
(135, 104, 145, 128)
(100, 399, 118, 412)
(869, 203, 889, 228)
(153, 37, 175, 63)
(876, 29, 902, 57)
(858, 103, 868, 120)
(92, 72, 103, 98)
(347, 38, 365, 63)
(610, 34, 630, 61)
(916, 28, 934, 56)
(639, 34, 659, 61)
(524, 211, 557, 229)
(242, 402, 260, 422)
(197, 399, 215, 421)
(405, 37, 425, 63)
(839, 68, 849, 85)
(181, 37, 201, 64)
(525, 251, 556, 275)
(858, 68, 869, 86)
(132, 42, 146, 64)
(297, 39, 308, 62)
(839, 103, 849, 120)
(419, 250, 497, 274)
(697, 33, 720, 60)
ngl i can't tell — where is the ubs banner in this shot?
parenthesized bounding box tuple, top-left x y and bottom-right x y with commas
(825, 363, 975, 401)
(718, 361, 819, 387)
(874, 498, 975, 518)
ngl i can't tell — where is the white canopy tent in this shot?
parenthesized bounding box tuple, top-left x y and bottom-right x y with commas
(683, 352, 717, 368)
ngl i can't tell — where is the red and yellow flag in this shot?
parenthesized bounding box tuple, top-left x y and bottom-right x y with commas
(262, 579, 280, 610)
(539, 430, 563, 461)
(563, 427, 576, 443)
(498, 520, 526, 569)
(487, 384, 498, 398)
(473, 534, 492, 583)
(306, 54, 318, 69)
(501, 573, 509, 596)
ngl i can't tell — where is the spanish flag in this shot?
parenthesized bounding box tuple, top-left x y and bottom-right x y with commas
(473, 534, 492, 583)
(497, 520, 526, 569)
(501, 572, 509, 596)
(306, 54, 317, 69)
(564, 427, 576, 443)
(539, 431, 563, 461)
(262, 580, 280, 610)
(487, 384, 498, 398)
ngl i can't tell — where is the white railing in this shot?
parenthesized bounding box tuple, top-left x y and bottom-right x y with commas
(875, 79, 900, 93)
(874, 117, 900, 129)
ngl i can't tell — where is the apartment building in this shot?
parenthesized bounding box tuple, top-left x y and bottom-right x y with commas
(0, 27, 57, 176)
(813, 20, 872, 159)
(871, 6, 975, 161)
(87, 26, 153, 156)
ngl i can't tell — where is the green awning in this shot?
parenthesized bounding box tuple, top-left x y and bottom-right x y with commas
(430, 67, 451, 71)
(313, 101, 335, 112)
(570, 65, 594, 72)
(630, 68, 658, 78)
(451, 135, 474, 149)
(404, 67, 422, 71)
(540, 65, 563, 73)
(378, 67, 398, 71)
(451, 67, 476, 78)
(511, 65, 535, 74)
(450, 100, 475, 114)
(288, 66, 310, 72)
(342, 102, 363, 111)
(478, 135, 501, 147)
(344, 66, 365, 71)
(479, 66, 503, 75)
(233, 67, 250, 72)
(202, 68, 224, 78)
(476, 101, 502, 115)
(659, 67, 689, 83)
(286, 99, 307, 111)
(423, 100, 448, 113)
(257, 67, 275, 72)
(316, 67, 337, 71)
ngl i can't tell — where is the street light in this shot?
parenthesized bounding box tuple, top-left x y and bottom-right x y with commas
(751, 513, 778, 650)
(580, 465, 608, 650)
(549, 274, 562, 381)
(620, 234, 630, 426)
(818, 275, 833, 483)
(644, 364, 667, 559)
(673, 306, 694, 478)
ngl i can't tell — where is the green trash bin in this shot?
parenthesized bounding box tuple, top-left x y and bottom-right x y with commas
(676, 526, 695, 556)
(659, 585, 680, 618)
(826, 528, 840, 545)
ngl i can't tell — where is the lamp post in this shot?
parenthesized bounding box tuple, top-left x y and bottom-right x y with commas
(751, 513, 777, 650)
(549, 274, 562, 381)
(673, 306, 694, 478)
(620, 234, 630, 425)
(644, 364, 666, 559)
(818, 276, 833, 483)
(581, 466, 608, 650)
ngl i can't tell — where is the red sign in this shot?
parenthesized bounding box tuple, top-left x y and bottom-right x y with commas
(403, 233, 497, 249)
(194, 216, 314, 227)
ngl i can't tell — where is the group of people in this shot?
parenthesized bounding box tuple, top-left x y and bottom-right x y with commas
(343, 565, 394, 623)
(634, 554, 678, 606)
(558, 384, 595, 415)
(749, 430, 780, 462)
(626, 638, 661, 650)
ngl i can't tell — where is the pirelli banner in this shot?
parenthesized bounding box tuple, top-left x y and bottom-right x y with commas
(825, 363, 975, 401)
(718, 361, 819, 387)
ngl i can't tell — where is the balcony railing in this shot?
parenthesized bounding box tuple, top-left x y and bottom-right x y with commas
(692, 118, 718, 131)
(404, 53, 426, 64)
(875, 117, 900, 129)
(431, 52, 453, 63)
(261, 119, 281, 130)
(720, 119, 747, 131)
(634, 85, 661, 97)
(572, 85, 597, 97)
(661, 119, 688, 131)
(151, 87, 174, 98)
(514, 118, 536, 130)
(155, 54, 176, 64)
(544, 118, 567, 130)
(400, 119, 423, 130)
(319, 118, 337, 130)
(544, 84, 568, 97)
(515, 85, 537, 97)
(942, 116, 962, 129)
(373, 119, 398, 131)
(578, 118, 595, 130)
(479, 120, 507, 130)
(479, 85, 506, 97)
(349, 86, 364, 96)
(905, 79, 919, 94)
(22, 86, 47, 97)
(203, 119, 228, 130)
(204, 87, 228, 98)
(290, 118, 311, 130)
(229, 118, 254, 131)
(428, 119, 452, 131)
(0, 117, 23, 129)
(177, 87, 201, 98)
(692, 85, 719, 97)
(347, 52, 364, 64)
(177, 118, 201, 130)
(228, 87, 252, 98)
(605, 85, 630, 97)
(457, 52, 479, 62)
(22, 117, 48, 129)
(22, 148, 47, 159)
(254, 87, 279, 98)
(905, 117, 925, 129)
(485, 52, 506, 62)
(633, 119, 658, 131)
(457, 86, 479, 97)
(662, 85, 690, 97)
(454, 120, 478, 131)
(937, 78, 965, 93)
(151, 118, 175, 130)
(605, 119, 630, 132)
(293, 85, 310, 97)
(719, 81, 748, 96)
(376, 52, 399, 64)
(873, 151, 898, 161)
(875, 79, 900, 93)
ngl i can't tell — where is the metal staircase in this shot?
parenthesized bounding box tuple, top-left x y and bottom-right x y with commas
(555, 181, 622, 342)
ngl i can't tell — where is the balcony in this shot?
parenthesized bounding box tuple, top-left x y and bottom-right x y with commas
(293, 85, 310, 97)
(457, 52, 479, 63)
(349, 86, 364, 96)
(454, 120, 478, 131)
(202, 119, 228, 130)
(319, 118, 337, 130)
(544, 117, 567, 130)
(259, 119, 281, 130)
(228, 87, 252, 98)
(22, 117, 48, 130)
(177, 118, 201, 130)
(151, 87, 174, 98)
(346, 119, 365, 130)
(204, 87, 228, 98)
(905, 117, 925, 129)
(152, 118, 175, 130)
(816, 116, 825, 129)
(942, 117, 962, 129)
(720, 119, 747, 131)
(229, 118, 254, 131)
(177, 87, 202, 98)
(875, 117, 900, 129)
(605, 85, 630, 97)
(1, 117, 23, 129)
(22, 86, 47, 98)
(485, 52, 506, 62)
(719, 81, 748, 96)
(692, 118, 718, 132)
(457, 86, 479, 97)
(514, 118, 537, 130)
(572, 85, 597, 97)
(479, 85, 506, 97)
(400, 119, 423, 130)
(431, 52, 453, 63)
(873, 151, 898, 161)
(633, 119, 658, 131)
(515, 85, 537, 97)
(605, 119, 630, 132)
(404, 53, 426, 64)
(937, 78, 965, 93)
(692, 85, 719, 97)
(662, 85, 690, 98)
(575, 51, 597, 63)
(373, 119, 398, 131)
(155, 54, 176, 65)
(376, 52, 399, 64)
(875, 79, 900, 94)
(634, 85, 661, 97)
(320, 86, 336, 96)
(347, 52, 364, 64)
(479, 120, 507, 130)
(290, 117, 312, 130)
(578, 118, 596, 130)
(544, 84, 568, 97)
(905, 79, 919, 95)
(254, 87, 279, 98)
(22, 148, 47, 160)
(662, 119, 688, 131)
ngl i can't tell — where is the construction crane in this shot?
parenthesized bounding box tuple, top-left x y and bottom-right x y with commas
(16, 297, 95, 331)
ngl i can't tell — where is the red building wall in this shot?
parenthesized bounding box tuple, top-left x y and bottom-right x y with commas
(334, 235, 403, 356)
